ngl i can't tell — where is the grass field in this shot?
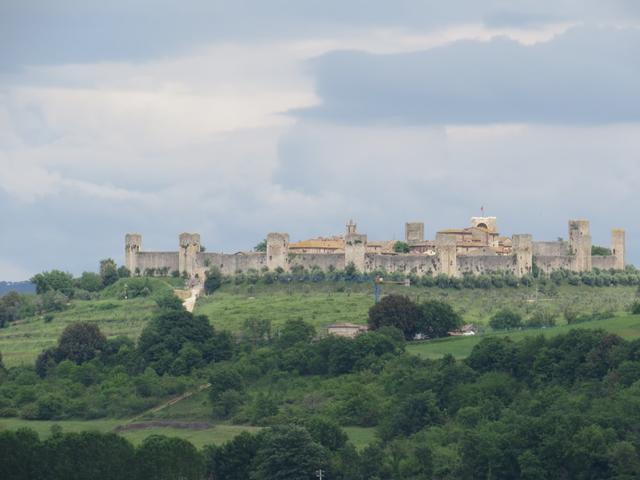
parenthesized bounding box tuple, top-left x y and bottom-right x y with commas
(195, 282, 637, 334)
(0, 297, 157, 367)
(407, 313, 640, 359)
(0, 418, 374, 450)
(1, 281, 637, 367)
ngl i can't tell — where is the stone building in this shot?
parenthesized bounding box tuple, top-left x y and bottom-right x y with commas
(124, 217, 626, 279)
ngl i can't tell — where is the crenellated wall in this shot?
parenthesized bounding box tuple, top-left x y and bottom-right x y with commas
(366, 254, 439, 275)
(124, 219, 628, 280)
(136, 252, 179, 273)
(535, 255, 573, 274)
(591, 255, 617, 270)
(458, 255, 516, 275)
(289, 253, 345, 271)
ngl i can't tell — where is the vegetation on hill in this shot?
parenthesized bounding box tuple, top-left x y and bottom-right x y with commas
(2, 261, 640, 478)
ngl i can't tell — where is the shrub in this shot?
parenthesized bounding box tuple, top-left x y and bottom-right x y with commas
(204, 268, 223, 294)
(631, 301, 640, 315)
(489, 309, 523, 330)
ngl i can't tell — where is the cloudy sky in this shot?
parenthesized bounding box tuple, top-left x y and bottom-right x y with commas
(1, 1, 639, 279)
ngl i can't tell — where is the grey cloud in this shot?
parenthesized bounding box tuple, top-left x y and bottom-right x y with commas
(2, 1, 638, 70)
(299, 26, 640, 125)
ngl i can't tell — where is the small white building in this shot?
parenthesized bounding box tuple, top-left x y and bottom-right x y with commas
(327, 323, 369, 338)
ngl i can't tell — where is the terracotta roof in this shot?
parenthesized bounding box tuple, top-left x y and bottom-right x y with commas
(290, 239, 344, 250)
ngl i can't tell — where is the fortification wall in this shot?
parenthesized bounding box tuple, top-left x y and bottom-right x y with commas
(458, 255, 516, 275)
(591, 256, 617, 270)
(365, 254, 440, 275)
(196, 252, 267, 276)
(533, 241, 568, 257)
(535, 255, 573, 274)
(289, 253, 345, 271)
(136, 252, 179, 272)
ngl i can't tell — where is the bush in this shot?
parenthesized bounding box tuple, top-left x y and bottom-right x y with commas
(632, 301, 640, 315)
(489, 309, 523, 330)
(204, 268, 223, 294)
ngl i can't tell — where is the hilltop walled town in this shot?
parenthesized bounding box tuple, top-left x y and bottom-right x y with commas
(124, 217, 625, 279)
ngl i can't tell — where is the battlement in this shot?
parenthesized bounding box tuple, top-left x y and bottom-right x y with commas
(123, 218, 627, 279)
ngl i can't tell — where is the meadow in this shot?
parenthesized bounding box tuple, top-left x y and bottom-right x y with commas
(406, 312, 640, 359)
(195, 282, 636, 334)
(0, 417, 374, 450)
(1, 280, 637, 367)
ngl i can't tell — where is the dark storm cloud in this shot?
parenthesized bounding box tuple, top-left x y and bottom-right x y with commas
(299, 27, 640, 125)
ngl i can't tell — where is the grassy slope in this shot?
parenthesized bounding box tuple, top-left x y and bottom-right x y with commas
(195, 282, 636, 334)
(0, 418, 373, 450)
(407, 313, 640, 359)
(1, 281, 638, 450)
(0, 298, 156, 367)
(1, 281, 636, 367)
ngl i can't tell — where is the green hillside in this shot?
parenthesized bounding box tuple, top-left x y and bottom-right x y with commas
(2, 281, 638, 367)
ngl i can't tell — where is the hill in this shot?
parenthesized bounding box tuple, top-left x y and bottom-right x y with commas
(0, 281, 35, 296)
(2, 279, 638, 367)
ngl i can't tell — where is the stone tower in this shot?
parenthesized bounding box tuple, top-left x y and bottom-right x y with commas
(512, 234, 533, 277)
(267, 232, 289, 271)
(346, 219, 357, 235)
(611, 229, 625, 270)
(569, 220, 592, 272)
(125, 233, 142, 273)
(436, 233, 458, 277)
(179, 233, 201, 277)
(405, 222, 425, 244)
(471, 216, 498, 233)
(345, 231, 367, 273)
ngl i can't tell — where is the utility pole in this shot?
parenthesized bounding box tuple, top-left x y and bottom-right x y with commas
(316, 469, 325, 480)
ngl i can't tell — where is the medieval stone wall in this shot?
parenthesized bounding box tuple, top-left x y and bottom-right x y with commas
(366, 254, 440, 275)
(591, 255, 618, 270)
(289, 253, 345, 271)
(136, 252, 179, 273)
(533, 241, 568, 257)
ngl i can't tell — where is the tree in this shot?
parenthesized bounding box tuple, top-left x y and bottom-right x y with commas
(204, 267, 222, 294)
(99, 259, 119, 287)
(466, 337, 517, 374)
(30, 270, 74, 296)
(278, 318, 315, 348)
(489, 309, 523, 330)
(138, 308, 226, 374)
(304, 417, 348, 451)
(252, 425, 327, 480)
(591, 245, 612, 256)
(40, 431, 137, 480)
(209, 364, 244, 402)
(254, 239, 267, 252)
(417, 300, 463, 338)
(154, 292, 184, 311)
(0, 349, 4, 371)
(0, 291, 28, 327)
(75, 272, 103, 292)
(205, 431, 261, 480)
(55, 322, 107, 365)
(393, 241, 410, 253)
(117, 266, 131, 278)
(368, 295, 423, 339)
(135, 435, 204, 480)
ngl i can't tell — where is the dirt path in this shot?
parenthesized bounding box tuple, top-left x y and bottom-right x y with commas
(182, 284, 203, 313)
(125, 382, 211, 425)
